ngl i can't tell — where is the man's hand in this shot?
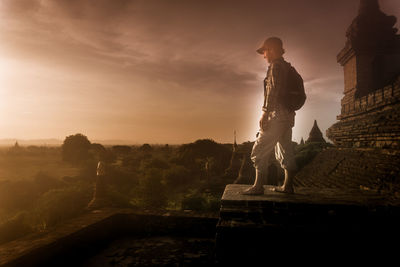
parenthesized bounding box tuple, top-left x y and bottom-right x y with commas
(259, 112, 270, 132)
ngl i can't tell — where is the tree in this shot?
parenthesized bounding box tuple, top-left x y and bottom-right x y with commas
(61, 133, 92, 165)
(142, 169, 167, 208)
(140, 143, 152, 153)
(112, 145, 132, 155)
(177, 139, 231, 173)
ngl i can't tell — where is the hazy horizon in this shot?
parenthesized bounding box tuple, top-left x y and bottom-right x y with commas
(1, 0, 399, 144)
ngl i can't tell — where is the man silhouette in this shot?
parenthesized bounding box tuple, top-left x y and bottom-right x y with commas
(243, 37, 299, 195)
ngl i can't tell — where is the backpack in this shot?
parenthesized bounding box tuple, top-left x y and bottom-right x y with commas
(280, 63, 306, 111)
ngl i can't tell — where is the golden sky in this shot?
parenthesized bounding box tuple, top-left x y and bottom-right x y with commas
(0, 0, 399, 144)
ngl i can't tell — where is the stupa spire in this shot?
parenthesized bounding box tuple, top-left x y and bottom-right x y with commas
(307, 120, 326, 143)
(233, 130, 238, 152)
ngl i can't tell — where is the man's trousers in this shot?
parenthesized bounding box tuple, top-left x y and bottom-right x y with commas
(251, 113, 297, 174)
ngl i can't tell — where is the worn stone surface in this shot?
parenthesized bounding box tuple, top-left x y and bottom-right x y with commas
(222, 184, 398, 206)
(294, 148, 400, 194)
(82, 236, 216, 267)
(216, 184, 400, 264)
(0, 209, 218, 267)
(0, 209, 123, 267)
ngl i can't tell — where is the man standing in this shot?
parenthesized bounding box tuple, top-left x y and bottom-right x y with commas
(243, 37, 305, 195)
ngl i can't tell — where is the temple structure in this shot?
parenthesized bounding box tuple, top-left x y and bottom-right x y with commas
(306, 120, 326, 143)
(327, 0, 400, 148)
(297, 0, 400, 192)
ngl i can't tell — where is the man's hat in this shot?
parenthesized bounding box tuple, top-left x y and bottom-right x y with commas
(256, 37, 284, 54)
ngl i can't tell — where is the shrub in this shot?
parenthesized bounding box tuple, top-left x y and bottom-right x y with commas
(181, 192, 220, 212)
(144, 158, 169, 170)
(176, 139, 231, 173)
(163, 165, 190, 187)
(33, 172, 64, 195)
(0, 211, 33, 245)
(33, 185, 91, 229)
(106, 166, 139, 194)
(141, 168, 167, 209)
(106, 189, 134, 208)
(0, 180, 36, 212)
(181, 194, 207, 211)
(140, 144, 153, 153)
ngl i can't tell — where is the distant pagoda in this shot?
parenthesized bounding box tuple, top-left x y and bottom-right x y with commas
(232, 130, 238, 152)
(306, 120, 326, 143)
(224, 130, 241, 178)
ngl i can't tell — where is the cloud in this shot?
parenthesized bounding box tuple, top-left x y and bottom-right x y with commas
(1, 0, 399, 143)
(0, 0, 41, 14)
(304, 76, 343, 101)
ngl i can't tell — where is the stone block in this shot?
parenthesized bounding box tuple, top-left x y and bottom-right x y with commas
(216, 184, 400, 264)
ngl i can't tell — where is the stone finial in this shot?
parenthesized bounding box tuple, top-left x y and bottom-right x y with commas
(306, 120, 326, 143)
(87, 161, 108, 210)
(233, 130, 238, 152)
(337, 0, 400, 101)
(344, 0, 397, 54)
(358, 0, 379, 14)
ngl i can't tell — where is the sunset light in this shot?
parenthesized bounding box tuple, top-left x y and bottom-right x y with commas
(0, 0, 398, 144)
(1, 1, 400, 265)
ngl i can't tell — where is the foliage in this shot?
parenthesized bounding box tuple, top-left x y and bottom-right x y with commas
(33, 172, 65, 195)
(0, 211, 32, 245)
(0, 139, 232, 244)
(112, 145, 132, 155)
(61, 133, 92, 165)
(164, 165, 190, 187)
(181, 191, 220, 212)
(177, 139, 231, 174)
(33, 184, 91, 229)
(89, 144, 117, 164)
(140, 157, 170, 171)
(105, 188, 134, 208)
(140, 143, 153, 153)
(0, 180, 37, 212)
(141, 168, 167, 209)
(106, 166, 139, 194)
(181, 193, 207, 211)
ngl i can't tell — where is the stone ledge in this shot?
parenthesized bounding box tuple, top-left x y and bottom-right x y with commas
(0, 209, 218, 267)
(216, 184, 400, 263)
(222, 184, 399, 207)
(220, 184, 400, 228)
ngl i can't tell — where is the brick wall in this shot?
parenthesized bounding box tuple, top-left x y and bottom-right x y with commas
(327, 75, 400, 149)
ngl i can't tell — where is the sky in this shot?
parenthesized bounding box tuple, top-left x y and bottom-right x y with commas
(0, 0, 399, 144)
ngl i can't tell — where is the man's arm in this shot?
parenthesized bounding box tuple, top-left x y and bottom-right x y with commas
(271, 62, 286, 96)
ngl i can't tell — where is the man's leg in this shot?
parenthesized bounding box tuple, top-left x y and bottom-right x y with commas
(274, 127, 297, 193)
(242, 168, 265, 195)
(242, 127, 280, 195)
(274, 169, 295, 193)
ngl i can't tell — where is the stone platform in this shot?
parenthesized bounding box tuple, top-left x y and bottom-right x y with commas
(216, 184, 400, 263)
(0, 209, 218, 267)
